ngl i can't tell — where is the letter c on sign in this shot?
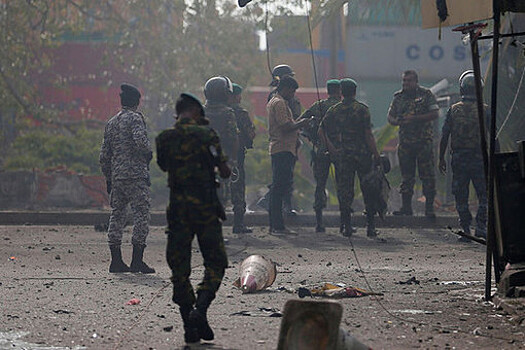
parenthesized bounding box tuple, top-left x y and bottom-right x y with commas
(407, 45, 420, 60)
(429, 45, 444, 60)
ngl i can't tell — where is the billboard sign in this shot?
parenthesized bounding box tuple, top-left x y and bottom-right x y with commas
(345, 26, 491, 80)
(421, 0, 493, 29)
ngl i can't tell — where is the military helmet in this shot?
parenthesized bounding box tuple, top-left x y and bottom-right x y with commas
(204, 76, 233, 102)
(459, 70, 482, 98)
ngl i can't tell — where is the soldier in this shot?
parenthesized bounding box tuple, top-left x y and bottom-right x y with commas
(387, 70, 439, 218)
(156, 93, 230, 344)
(267, 76, 313, 234)
(300, 79, 341, 232)
(320, 79, 381, 238)
(228, 83, 256, 234)
(439, 71, 487, 240)
(204, 76, 239, 206)
(99, 83, 155, 274)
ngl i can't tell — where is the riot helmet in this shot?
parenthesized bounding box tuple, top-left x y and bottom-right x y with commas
(204, 76, 233, 103)
(459, 70, 482, 98)
(270, 64, 295, 86)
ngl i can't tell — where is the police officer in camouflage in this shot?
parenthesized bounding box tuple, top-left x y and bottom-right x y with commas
(156, 93, 230, 344)
(320, 79, 381, 238)
(229, 83, 256, 234)
(300, 79, 341, 232)
(439, 71, 487, 240)
(388, 70, 439, 218)
(99, 83, 155, 274)
(204, 76, 239, 207)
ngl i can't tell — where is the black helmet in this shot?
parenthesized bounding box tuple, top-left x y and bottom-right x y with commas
(204, 76, 233, 103)
(459, 70, 482, 98)
(272, 64, 295, 78)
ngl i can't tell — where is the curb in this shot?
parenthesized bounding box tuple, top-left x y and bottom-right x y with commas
(0, 211, 459, 228)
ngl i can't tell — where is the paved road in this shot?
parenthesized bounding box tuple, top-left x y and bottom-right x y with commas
(1, 225, 523, 349)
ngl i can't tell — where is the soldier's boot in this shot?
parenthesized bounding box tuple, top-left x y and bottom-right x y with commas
(458, 225, 472, 243)
(238, 0, 252, 7)
(109, 246, 130, 273)
(425, 195, 436, 219)
(232, 211, 253, 234)
(129, 245, 156, 274)
(189, 290, 215, 341)
(366, 213, 378, 238)
(179, 305, 199, 344)
(283, 197, 298, 217)
(315, 209, 325, 233)
(341, 212, 356, 237)
(393, 193, 413, 216)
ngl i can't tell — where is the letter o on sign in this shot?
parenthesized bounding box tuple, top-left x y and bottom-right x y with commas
(429, 45, 444, 61)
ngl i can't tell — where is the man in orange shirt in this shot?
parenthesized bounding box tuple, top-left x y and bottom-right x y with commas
(267, 76, 313, 234)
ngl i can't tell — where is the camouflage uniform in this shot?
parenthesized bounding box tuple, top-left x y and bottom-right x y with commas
(156, 117, 229, 306)
(230, 103, 255, 223)
(300, 96, 340, 212)
(99, 108, 152, 248)
(204, 102, 239, 206)
(441, 99, 487, 236)
(321, 98, 375, 230)
(388, 86, 439, 201)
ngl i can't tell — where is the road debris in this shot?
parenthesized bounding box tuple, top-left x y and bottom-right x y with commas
(231, 307, 282, 317)
(398, 276, 420, 285)
(299, 283, 382, 298)
(233, 255, 277, 293)
(126, 298, 141, 305)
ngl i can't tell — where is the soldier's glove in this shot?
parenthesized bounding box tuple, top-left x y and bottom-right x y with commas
(106, 180, 112, 195)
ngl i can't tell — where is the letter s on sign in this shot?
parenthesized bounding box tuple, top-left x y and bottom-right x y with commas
(407, 45, 420, 60)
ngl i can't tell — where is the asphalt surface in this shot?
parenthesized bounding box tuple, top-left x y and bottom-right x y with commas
(1, 224, 524, 350)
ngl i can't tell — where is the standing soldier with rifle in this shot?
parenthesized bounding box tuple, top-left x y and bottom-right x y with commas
(229, 83, 256, 234)
(320, 79, 382, 238)
(204, 76, 239, 207)
(156, 93, 230, 344)
(300, 79, 341, 232)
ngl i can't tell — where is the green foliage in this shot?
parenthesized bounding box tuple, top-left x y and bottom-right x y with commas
(4, 127, 103, 175)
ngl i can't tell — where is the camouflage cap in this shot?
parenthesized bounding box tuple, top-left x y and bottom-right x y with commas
(326, 79, 340, 88)
(232, 83, 243, 95)
(180, 92, 205, 116)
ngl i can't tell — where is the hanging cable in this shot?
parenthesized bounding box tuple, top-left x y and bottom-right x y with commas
(305, 0, 322, 105)
(496, 63, 525, 139)
(264, 1, 273, 76)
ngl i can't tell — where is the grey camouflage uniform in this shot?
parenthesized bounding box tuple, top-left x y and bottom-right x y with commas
(100, 108, 152, 248)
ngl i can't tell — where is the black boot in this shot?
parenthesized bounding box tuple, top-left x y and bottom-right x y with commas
(129, 245, 155, 274)
(232, 211, 253, 234)
(366, 213, 378, 238)
(393, 193, 413, 216)
(189, 290, 215, 341)
(180, 305, 199, 344)
(341, 212, 356, 237)
(425, 195, 436, 218)
(315, 209, 325, 233)
(109, 246, 130, 273)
